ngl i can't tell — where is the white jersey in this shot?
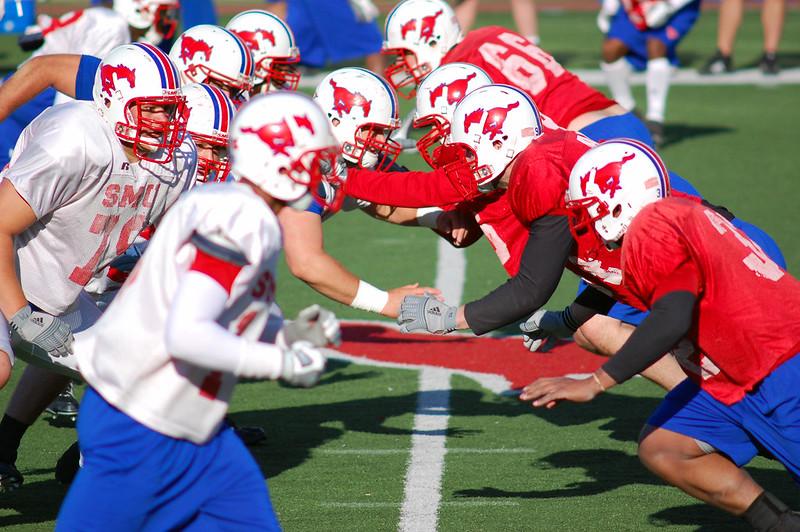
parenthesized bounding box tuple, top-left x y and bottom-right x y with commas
(1, 101, 195, 315)
(76, 183, 285, 444)
(31, 7, 130, 59)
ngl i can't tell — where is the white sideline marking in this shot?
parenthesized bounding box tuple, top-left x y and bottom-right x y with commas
(319, 447, 537, 455)
(299, 67, 800, 89)
(435, 241, 466, 306)
(399, 368, 451, 532)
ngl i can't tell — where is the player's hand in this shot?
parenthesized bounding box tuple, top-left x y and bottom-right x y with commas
(643, 0, 672, 28)
(348, 0, 379, 22)
(519, 376, 602, 408)
(397, 295, 457, 334)
(382, 284, 442, 318)
(283, 304, 342, 348)
(436, 209, 473, 247)
(597, 0, 619, 33)
(280, 341, 326, 388)
(8, 305, 74, 358)
(519, 309, 573, 352)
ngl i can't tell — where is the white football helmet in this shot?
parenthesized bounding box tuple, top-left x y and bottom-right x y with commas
(225, 10, 301, 93)
(313, 67, 402, 170)
(414, 62, 492, 168)
(383, 0, 462, 99)
(448, 84, 543, 190)
(93, 42, 187, 163)
(113, 0, 180, 41)
(566, 139, 670, 244)
(183, 83, 236, 183)
(230, 92, 339, 209)
(169, 25, 255, 103)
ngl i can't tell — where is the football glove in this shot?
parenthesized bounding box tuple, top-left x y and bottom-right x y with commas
(283, 304, 342, 348)
(519, 309, 574, 353)
(643, 1, 672, 28)
(280, 341, 326, 388)
(398, 295, 457, 334)
(9, 305, 74, 359)
(597, 0, 620, 33)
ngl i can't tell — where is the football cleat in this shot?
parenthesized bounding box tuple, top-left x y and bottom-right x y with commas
(699, 51, 733, 75)
(0, 461, 23, 492)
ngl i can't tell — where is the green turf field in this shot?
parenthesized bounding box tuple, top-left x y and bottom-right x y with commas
(0, 7, 799, 531)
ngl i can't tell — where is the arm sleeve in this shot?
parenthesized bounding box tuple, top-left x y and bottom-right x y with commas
(75, 55, 100, 101)
(165, 271, 284, 380)
(343, 165, 472, 208)
(601, 290, 697, 384)
(573, 285, 617, 315)
(464, 215, 574, 335)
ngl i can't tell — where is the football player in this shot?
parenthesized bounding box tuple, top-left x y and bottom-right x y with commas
(598, 0, 701, 145)
(382, 0, 660, 150)
(521, 143, 800, 531)
(342, 85, 782, 390)
(225, 9, 301, 93)
(57, 91, 334, 530)
(0, 43, 196, 492)
(0, 0, 180, 169)
(168, 24, 256, 105)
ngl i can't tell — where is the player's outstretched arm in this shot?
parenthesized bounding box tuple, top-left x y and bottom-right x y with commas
(343, 161, 480, 208)
(0, 181, 37, 319)
(520, 290, 697, 408)
(0, 54, 82, 122)
(280, 207, 440, 318)
(165, 268, 325, 386)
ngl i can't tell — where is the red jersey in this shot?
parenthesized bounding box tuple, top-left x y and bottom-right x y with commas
(623, 198, 800, 405)
(461, 191, 530, 276)
(443, 27, 616, 128)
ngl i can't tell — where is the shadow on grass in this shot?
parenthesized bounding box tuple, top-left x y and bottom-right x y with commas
(661, 123, 735, 148)
(0, 479, 66, 527)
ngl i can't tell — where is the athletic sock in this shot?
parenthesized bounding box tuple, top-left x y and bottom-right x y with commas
(600, 58, 635, 111)
(645, 57, 671, 123)
(743, 490, 793, 531)
(0, 415, 30, 464)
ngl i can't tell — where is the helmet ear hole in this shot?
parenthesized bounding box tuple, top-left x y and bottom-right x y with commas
(612, 204, 623, 218)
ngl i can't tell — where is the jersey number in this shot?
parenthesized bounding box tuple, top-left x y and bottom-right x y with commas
(68, 213, 146, 286)
(703, 209, 784, 282)
(477, 32, 565, 96)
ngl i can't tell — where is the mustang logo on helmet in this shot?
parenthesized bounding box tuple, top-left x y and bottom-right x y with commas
(241, 119, 295, 156)
(420, 9, 443, 41)
(234, 29, 276, 51)
(294, 114, 315, 134)
(330, 79, 372, 118)
(100, 64, 136, 97)
(463, 101, 520, 140)
(400, 19, 416, 39)
(428, 72, 476, 107)
(179, 35, 214, 64)
(580, 152, 636, 198)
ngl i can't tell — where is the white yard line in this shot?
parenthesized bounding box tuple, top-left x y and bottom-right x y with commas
(399, 368, 452, 532)
(319, 447, 537, 455)
(434, 241, 466, 306)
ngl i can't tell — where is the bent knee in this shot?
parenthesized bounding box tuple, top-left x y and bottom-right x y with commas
(602, 39, 628, 62)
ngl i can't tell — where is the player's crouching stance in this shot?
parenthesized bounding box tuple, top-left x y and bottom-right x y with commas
(521, 145, 800, 530)
(56, 92, 337, 530)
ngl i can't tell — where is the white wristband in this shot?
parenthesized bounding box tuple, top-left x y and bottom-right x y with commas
(416, 207, 443, 229)
(351, 280, 389, 313)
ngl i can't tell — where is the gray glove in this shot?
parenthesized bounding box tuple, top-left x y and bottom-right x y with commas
(281, 341, 326, 388)
(9, 305, 74, 358)
(519, 309, 574, 353)
(397, 295, 457, 334)
(283, 304, 341, 348)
